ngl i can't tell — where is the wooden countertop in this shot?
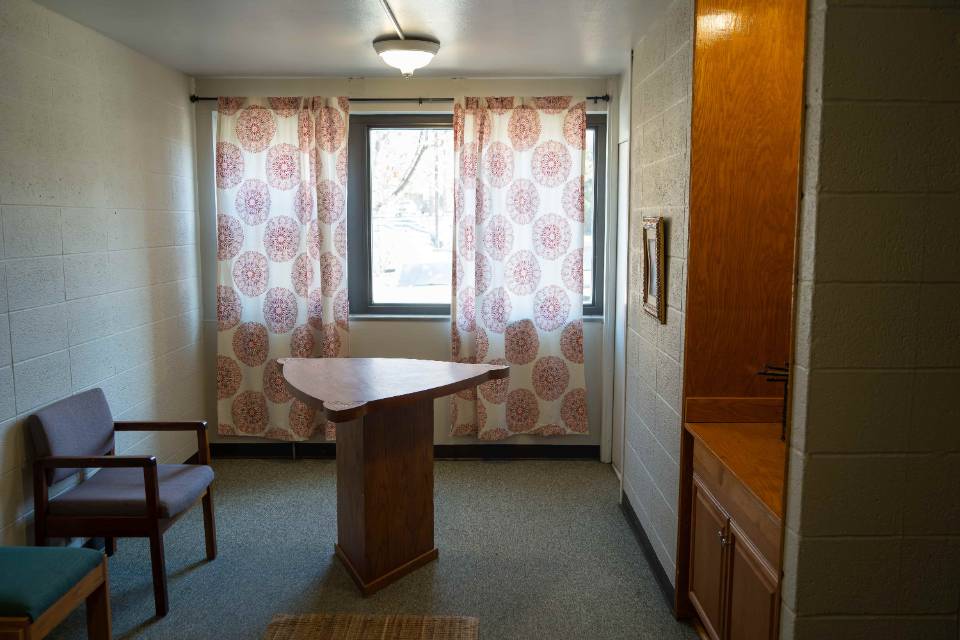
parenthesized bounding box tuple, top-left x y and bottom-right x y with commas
(685, 422, 786, 517)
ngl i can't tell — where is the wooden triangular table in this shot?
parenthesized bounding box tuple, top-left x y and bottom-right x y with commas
(279, 357, 509, 596)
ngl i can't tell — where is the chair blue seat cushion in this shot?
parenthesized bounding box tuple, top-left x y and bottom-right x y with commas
(0, 546, 103, 621)
(48, 464, 214, 519)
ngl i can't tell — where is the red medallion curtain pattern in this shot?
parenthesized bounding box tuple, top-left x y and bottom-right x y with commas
(450, 96, 588, 440)
(215, 97, 349, 440)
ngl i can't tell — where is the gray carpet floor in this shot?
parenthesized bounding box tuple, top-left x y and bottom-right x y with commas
(50, 459, 697, 640)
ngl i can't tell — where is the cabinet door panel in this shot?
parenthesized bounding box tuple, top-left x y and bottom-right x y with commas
(690, 476, 728, 640)
(727, 520, 779, 640)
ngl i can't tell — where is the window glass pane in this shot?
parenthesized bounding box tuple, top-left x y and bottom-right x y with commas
(369, 128, 454, 305)
(583, 128, 596, 305)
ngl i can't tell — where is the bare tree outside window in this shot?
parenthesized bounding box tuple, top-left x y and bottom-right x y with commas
(369, 128, 454, 305)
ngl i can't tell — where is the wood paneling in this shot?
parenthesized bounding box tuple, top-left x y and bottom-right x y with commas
(685, 397, 784, 423)
(684, 0, 807, 400)
(675, 428, 697, 617)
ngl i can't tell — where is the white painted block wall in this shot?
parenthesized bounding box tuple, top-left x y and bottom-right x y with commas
(781, 0, 960, 636)
(622, 0, 693, 585)
(0, 0, 205, 545)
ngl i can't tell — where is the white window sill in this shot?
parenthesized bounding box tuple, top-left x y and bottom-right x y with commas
(349, 314, 605, 323)
(350, 314, 449, 321)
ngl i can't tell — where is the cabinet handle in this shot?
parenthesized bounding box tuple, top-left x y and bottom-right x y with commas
(717, 529, 731, 547)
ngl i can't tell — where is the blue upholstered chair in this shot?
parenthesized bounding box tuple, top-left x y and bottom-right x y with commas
(28, 389, 217, 618)
(0, 546, 111, 639)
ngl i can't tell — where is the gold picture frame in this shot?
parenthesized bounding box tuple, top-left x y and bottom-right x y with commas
(642, 216, 665, 324)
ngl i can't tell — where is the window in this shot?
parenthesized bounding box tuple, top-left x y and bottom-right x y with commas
(583, 114, 606, 316)
(348, 115, 454, 315)
(348, 113, 606, 316)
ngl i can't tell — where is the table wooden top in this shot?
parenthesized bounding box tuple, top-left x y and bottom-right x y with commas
(685, 421, 786, 517)
(279, 357, 509, 422)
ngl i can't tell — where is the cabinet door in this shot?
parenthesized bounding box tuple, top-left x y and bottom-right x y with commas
(726, 519, 780, 640)
(689, 476, 728, 640)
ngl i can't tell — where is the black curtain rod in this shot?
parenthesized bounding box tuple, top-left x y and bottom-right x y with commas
(189, 94, 610, 104)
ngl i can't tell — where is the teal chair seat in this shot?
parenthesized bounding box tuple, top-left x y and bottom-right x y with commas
(0, 546, 104, 621)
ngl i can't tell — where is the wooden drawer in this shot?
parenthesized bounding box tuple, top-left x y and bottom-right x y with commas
(693, 439, 781, 569)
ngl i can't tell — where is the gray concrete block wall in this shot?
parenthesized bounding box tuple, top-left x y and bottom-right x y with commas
(622, 0, 694, 584)
(782, 0, 960, 636)
(0, 0, 204, 545)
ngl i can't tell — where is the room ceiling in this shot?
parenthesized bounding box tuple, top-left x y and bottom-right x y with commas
(35, 0, 666, 77)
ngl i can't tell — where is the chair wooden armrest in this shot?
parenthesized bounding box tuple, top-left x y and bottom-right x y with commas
(113, 420, 207, 433)
(33, 456, 162, 519)
(113, 421, 211, 465)
(36, 455, 157, 469)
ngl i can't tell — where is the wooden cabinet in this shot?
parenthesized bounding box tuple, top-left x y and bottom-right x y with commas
(686, 426, 783, 640)
(727, 520, 779, 640)
(678, 0, 804, 629)
(690, 477, 728, 640)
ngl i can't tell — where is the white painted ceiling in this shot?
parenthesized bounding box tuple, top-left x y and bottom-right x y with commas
(35, 0, 666, 77)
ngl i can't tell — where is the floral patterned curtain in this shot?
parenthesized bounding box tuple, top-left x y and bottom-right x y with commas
(450, 96, 588, 440)
(215, 97, 349, 440)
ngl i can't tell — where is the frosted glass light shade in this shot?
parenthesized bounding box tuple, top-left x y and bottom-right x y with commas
(373, 38, 440, 76)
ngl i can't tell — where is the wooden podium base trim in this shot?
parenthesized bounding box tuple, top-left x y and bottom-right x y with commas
(334, 544, 439, 597)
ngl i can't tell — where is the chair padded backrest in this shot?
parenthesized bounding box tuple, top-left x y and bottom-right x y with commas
(28, 388, 114, 483)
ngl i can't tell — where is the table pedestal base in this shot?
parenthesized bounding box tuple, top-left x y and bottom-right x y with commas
(334, 397, 437, 596)
(334, 544, 438, 596)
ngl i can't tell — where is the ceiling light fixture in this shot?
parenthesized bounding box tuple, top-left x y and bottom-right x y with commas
(373, 0, 439, 77)
(373, 37, 440, 77)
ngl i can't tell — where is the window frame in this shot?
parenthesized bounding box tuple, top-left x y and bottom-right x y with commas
(583, 114, 607, 317)
(347, 112, 607, 317)
(347, 114, 454, 316)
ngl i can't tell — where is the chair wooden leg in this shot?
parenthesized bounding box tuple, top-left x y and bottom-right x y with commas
(104, 537, 115, 557)
(148, 529, 169, 617)
(202, 489, 217, 561)
(85, 568, 112, 640)
(34, 518, 47, 547)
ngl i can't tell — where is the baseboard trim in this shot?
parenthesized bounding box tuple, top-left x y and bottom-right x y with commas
(436, 444, 600, 459)
(210, 442, 600, 460)
(210, 442, 335, 458)
(620, 491, 676, 611)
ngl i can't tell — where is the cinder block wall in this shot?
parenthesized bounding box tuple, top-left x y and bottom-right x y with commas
(782, 0, 960, 636)
(622, 0, 693, 584)
(0, 0, 204, 545)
